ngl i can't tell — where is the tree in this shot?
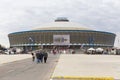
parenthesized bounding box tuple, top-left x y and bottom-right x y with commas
(0, 44, 7, 51)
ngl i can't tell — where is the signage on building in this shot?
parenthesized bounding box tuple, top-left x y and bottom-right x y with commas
(53, 35, 70, 45)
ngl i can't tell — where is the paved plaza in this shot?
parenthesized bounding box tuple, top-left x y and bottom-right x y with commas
(0, 53, 120, 80)
(0, 54, 31, 64)
(51, 54, 120, 80)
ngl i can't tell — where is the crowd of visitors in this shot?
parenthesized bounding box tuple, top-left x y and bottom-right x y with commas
(31, 49, 48, 63)
(30, 48, 76, 63)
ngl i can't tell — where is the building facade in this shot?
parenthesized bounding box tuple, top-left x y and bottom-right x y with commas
(8, 18, 116, 50)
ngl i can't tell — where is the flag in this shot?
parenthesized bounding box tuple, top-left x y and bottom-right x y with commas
(29, 37, 34, 42)
(80, 44, 84, 49)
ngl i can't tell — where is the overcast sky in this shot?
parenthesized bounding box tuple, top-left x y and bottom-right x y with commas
(0, 0, 120, 47)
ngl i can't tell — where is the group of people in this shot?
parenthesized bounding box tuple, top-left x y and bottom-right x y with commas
(31, 49, 48, 63)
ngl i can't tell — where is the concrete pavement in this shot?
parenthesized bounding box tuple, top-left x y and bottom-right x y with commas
(0, 53, 120, 80)
(0, 54, 31, 64)
(51, 54, 120, 80)
(0, 54, 59, 80)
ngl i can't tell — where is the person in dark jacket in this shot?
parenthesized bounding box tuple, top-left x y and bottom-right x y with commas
(35, 50, 40, 63)
(31, 52, 35, 62)
(39, 50, 44, 63)
(43, 50, 48, 63)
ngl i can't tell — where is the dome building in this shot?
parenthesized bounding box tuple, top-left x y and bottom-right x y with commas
(8, 17, 116, 51)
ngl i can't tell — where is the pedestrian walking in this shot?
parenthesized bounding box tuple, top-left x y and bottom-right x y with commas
(53, 49, 56, 55)
(39, 50, 44, 63)
(43, 50, 48, 63)
(31, 52, 35, 62)
(35, 50, 40, 63)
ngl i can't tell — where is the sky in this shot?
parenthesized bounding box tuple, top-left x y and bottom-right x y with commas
(0, 0, 120, 48)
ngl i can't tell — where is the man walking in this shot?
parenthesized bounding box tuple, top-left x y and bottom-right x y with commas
(39, 50, 44, 63)
(35, 50, 41, 63)
(31, 52, 35, 62)
(35, 50, 44, 63)
(43, 50, 48, 63)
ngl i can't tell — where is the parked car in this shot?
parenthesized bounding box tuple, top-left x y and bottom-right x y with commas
(4, 50, 14, 55)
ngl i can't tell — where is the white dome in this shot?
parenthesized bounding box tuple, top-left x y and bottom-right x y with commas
(32, 18, 93, 30)
(33, 22, 93, 30)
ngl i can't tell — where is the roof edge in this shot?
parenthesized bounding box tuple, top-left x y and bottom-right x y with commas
(8, 30, 116, 36)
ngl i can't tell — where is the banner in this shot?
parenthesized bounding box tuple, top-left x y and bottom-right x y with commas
(53, 35, 70, 45)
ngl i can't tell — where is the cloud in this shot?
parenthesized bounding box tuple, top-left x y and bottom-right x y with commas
(114, 32, 120, 47)
(0, 29, 10, 47)
(0, 0, 120, 47)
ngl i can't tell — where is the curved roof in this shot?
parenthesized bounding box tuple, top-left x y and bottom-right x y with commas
(32, 22, 93, 30)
